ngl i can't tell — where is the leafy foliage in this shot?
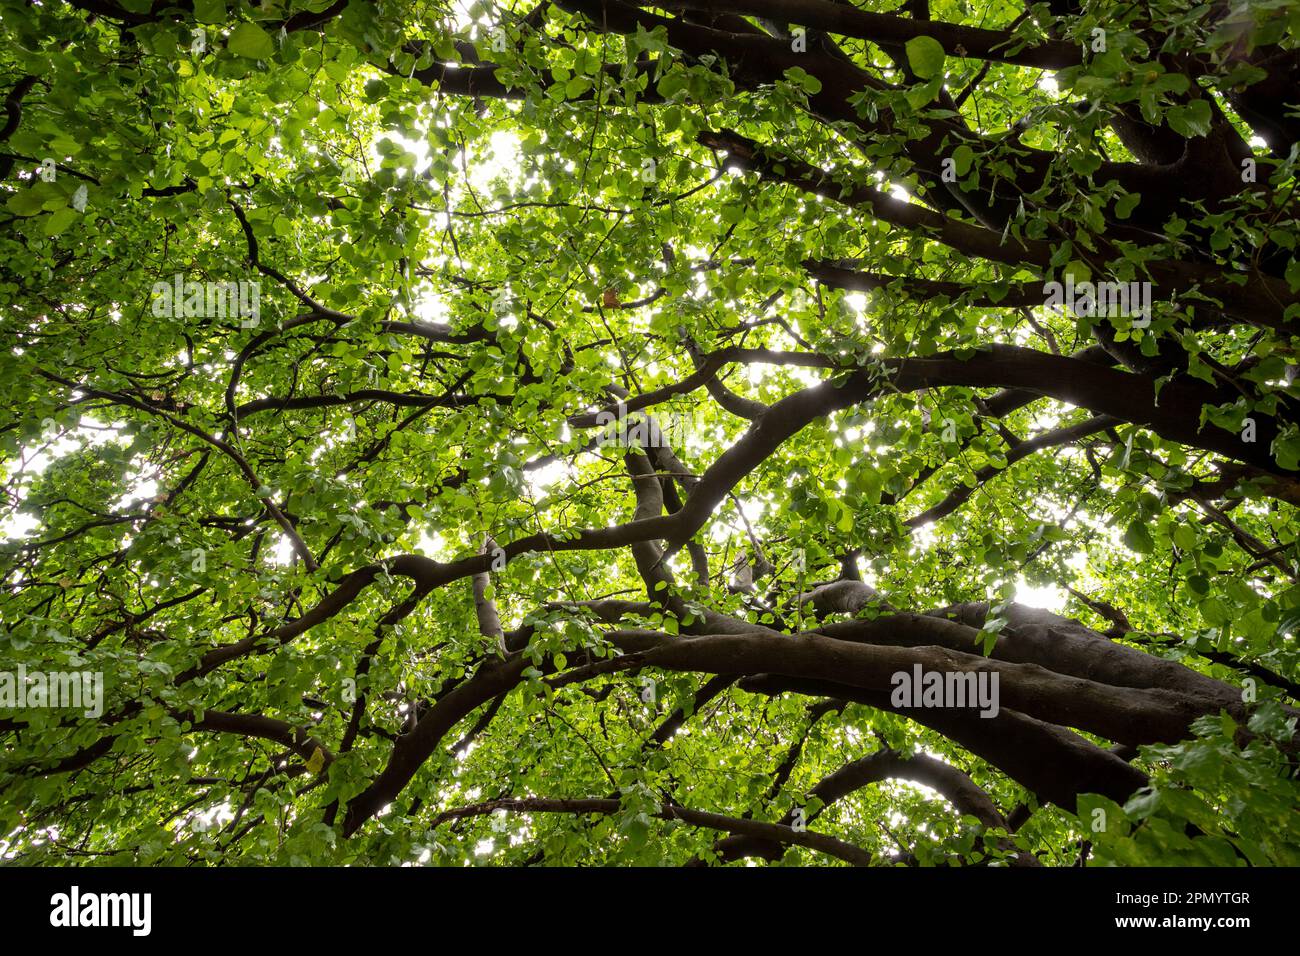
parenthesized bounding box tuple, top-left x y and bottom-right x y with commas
(0, 0, 1298, 865)
(1082, 704, 1300, 866)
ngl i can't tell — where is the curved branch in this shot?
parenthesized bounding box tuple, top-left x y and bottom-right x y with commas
(430, 795, 874, 865)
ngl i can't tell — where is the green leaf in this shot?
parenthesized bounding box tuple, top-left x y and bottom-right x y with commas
(1123, 520, 1155, 554)
(42, 206, 78, 236)
(783, 67, 822, 95)
(6, 188, 46, 217)
(836, 504, 854, 532)
(228, 22, 276, 60)
(951, 144, 973, 176)
(905, 36, 946, 80)
(193, 0, 226, 23)
(1113, 192, 1141, 219)
(1284, 258, 1300, 293)
(305, 747, 325, 774)
(1167, 100, 1212, 138)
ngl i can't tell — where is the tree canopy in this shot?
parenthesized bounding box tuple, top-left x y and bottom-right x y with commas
(1, 0, 1299, 866)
